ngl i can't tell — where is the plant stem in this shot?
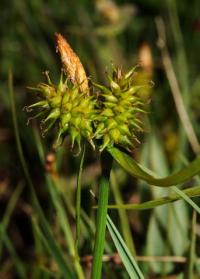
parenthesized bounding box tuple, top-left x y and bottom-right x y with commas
(91, 151, 113, 279)
(76, 143, 86, 251)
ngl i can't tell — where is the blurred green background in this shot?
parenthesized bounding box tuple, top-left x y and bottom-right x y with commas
(0, 0, 200, 278)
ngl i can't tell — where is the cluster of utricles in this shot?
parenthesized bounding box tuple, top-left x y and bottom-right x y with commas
(27, 67, 148, 152)
(94, 67, 146, 152)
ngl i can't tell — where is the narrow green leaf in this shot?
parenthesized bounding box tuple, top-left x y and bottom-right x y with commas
(0, 183, 24, 257)
(172, 186, 200, 215)
(108, 147, 200, 186)
(186, 210, 197, 278)
(106, 215, 144, 279)
(107, 185, 200, 210)
(1, 232, 26, 279)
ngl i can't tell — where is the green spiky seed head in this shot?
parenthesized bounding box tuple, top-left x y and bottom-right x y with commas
(94, 66, 150, 152)
(27, 72, 96, 151)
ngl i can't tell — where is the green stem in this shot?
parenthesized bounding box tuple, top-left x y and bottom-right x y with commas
(76, 143, 86, 251)
(91, 151, 113, 279)
(33, 126, 85, 279)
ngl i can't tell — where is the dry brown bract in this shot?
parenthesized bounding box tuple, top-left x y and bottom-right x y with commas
(55, 33, 89, 93)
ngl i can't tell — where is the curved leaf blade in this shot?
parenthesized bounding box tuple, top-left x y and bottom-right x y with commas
(172, 186, 200, 215)
(107, 186, 200, 210)
(108, 147, 200, 187)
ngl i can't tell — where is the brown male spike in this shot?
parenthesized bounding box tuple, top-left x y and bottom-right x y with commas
(55, 33, 89, 93)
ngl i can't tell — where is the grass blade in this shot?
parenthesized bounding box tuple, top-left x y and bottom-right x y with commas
(186, 210, 197, 278)
(106, 215, 144, 279)
(172, 186, 200, 214)
(107, 185, 200, 210)
(1, 232, 26, 279)
(0, 183, 24, 258)
(108, 147, 200, 187)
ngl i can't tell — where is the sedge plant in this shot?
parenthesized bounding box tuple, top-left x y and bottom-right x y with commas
(26, 34, 200, 279)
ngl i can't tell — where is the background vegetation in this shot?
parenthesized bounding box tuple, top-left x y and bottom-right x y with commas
(0, 0, 200, 278)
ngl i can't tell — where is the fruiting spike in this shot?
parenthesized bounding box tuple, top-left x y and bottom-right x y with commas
(93, 65, 149, 151)
(27, 45, 149, 153)
(27, 69, 97, 151)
